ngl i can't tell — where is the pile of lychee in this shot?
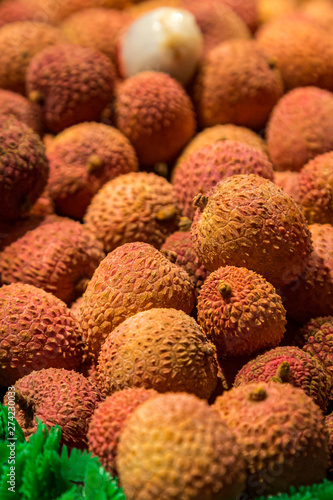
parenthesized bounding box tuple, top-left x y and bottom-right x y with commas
(1, 0, 333, 498)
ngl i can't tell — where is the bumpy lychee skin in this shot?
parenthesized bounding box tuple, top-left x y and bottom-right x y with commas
(0, 0, 34, 28)
(233, 346, 332, 412)
(274, 170, 300, 201)
(46, 122, 138, 219)
(0, 283, 83, 386)
(114, 71, 196, 165)
(161, 227, 208, 297)
(178, 1, 251, 55)
(172, 140, 274, 220)
(79, 242, 196, 359)
(177, 124, 268, 165)
(191, 174, 313, 289)
(0, 220, 105, 305)
(214, 383, 329, 497)
(0, 214, 66, 252)
(0, 116, 49, 221)
(61, 8, 131, 68)
(21, 0, 130, 23)
(27, 43, 116, 133)
(295, 316, 333, 399)
(256, 16, 333, 91)
(88, 388, 158, 476)
(117, 392, 246, 500)
(218, 0, 258, 32)
(3, 368, 103, 449)
(266, 87, 333, 172)
(197, 266, 286, 358)
(280, 224, 333, 324)
(193, 39, 283, 130)
(0, 22, 64, 94)
(97, 308, 218, 398)
(297, 151, 333, 224)
(84, 172, 180, 253)
(0, 89, 42, 135)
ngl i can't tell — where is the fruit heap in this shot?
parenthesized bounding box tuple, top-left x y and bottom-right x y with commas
(1, 0, 333, 499)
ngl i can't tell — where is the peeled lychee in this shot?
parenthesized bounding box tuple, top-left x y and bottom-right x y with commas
(118, 7, 203, 85)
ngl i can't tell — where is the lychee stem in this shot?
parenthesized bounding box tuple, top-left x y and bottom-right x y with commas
(87, 154, 103, 173)
(29, 90, 45, 105)
(160, 249, 177, 264)
(75, 278, 90, 294)
(249, 386, 267, 402)
(155, 206, 178, 221)
(178, 217, 192, 232)
(218, 281, 232, 298)
(270, 361, 291, 383)
(193, 193, 208, 210)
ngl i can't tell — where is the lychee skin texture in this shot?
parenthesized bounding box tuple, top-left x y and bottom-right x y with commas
(177, 123, 268, 165)
(280, 224, 333, 324)
(3, 368, 103, 449)
(172, 140, 274, 220)
(0, 283, 83, 386)
(0, 220, 105, 305)
(0, 0, 34, 28)
(0, 115, 49, 221)
(88, 388, 158, 476)
(114, 71, 196, 165)
(97, 308, 218, 399)
(117, 392, 246, 500)
(84, 172, 180, 253)
(214, 383, 329, 497)
(295, 316, 333, 399)
(0, 21, 65, 94)
(181, 0, 251, 55)
(197, 265, 286, 358)
(274, 170, 300, 201)
(161, 230, 208, 297)
(79, 242, 195, 359)
(0, 89, 42, 135)
(233, 346, 332, 412)
(266, 87, 333, 172)
(256, 16, 333, 91)
(61, 7, 131, 68)
(46, 122, 138, 220)
(193, 39, 283, 130)
(218, 0, 258, 32)
(191, 174, 313, 289)
(26, 43, 116, 133)
(297, 151, 333, 224)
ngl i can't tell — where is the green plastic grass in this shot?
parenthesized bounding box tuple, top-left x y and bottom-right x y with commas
(0, 404, 125, 500)
(255, 479, 333, 500)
